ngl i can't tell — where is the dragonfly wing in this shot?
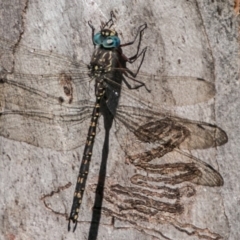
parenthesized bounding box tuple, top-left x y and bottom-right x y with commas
(170, 117, 228, 150)
(119, 73, 216, 107)
(0, 103, 93, 151)
(1, 72, 94, 151)
(172, 150, 223, 186)
(0, 38, 96, 150)
(115, 106, 226, 187)
(116, 106, 227, 149)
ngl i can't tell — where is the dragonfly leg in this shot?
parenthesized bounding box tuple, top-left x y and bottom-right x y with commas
(101, 11, 115, 29)
(125, 47, 147, 77)
(122, 47, 150, 92)
(123, 72, 151, 92)
(120, 23, 147, 53)
(120, 23, 147, 74)
(88, 21, 96, 47)
(121, 23, 148, 78)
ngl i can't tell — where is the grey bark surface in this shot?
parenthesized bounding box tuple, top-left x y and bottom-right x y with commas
(0, 0, 238, 239)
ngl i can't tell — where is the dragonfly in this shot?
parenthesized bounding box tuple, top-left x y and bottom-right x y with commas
(0, 12, 227, 232)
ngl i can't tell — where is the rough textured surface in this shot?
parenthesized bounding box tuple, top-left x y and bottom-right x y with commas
(0, 0, 238, 239)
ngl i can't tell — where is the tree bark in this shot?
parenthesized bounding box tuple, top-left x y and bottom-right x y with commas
(0, 0, 238, 239)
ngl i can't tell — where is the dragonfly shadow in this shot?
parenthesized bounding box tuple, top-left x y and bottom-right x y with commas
(88, 103, 114, 240)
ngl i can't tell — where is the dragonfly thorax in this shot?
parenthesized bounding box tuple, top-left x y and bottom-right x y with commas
(89, 47, 122, 78)
(89, 64, 106, 77)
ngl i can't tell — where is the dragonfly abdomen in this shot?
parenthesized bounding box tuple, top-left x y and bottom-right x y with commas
(68, 81, 105, 231)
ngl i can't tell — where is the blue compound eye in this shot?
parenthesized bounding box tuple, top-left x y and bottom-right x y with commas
(102, 36, 120, 48)
(93, 32, 104, 45)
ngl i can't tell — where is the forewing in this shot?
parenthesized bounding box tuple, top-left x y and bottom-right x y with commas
(0, 38, 95, 150)
(117, 72, 216, 108)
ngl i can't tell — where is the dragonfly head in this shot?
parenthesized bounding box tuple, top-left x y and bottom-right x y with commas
(93, 29, 120, 48)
